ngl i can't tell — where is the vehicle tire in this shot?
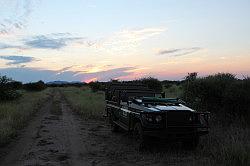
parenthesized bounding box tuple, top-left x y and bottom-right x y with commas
(110, 121, 119, 132)
(109, 113, 119, 132)
(133, 122, 146, 150)
(182, 136, 199, 150)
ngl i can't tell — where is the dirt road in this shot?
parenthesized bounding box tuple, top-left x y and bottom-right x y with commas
(0, 90, 211, 166)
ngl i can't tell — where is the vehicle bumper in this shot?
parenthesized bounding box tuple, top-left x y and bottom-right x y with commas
(143, 127, 209, 139)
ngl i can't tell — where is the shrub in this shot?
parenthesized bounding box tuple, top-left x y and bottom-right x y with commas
(24, 80, 47, 91)
(138, 77, 162, 92)
(183, 73, 250, 120)
(7, 81, 22, 89)
(224, 78, 250, 119)
(88, 81, 102, 92)
(0, 75, 21, 101)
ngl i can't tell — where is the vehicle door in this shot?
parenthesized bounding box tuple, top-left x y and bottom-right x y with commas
(120, 103, 130, 128)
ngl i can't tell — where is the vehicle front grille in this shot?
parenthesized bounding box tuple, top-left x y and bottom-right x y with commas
(166, 111, 194, 127)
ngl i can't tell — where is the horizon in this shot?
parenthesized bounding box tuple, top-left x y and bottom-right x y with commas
(1, 0, 250, 83)
(6, 72, 247, 84)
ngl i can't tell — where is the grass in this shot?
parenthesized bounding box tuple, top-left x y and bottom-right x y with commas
(199, 121, 250, 166)
(59, 86, 105, 119)
(163, 84, 183, 98)
(0, 88, 52, 146)
(51, 91, 62, 116)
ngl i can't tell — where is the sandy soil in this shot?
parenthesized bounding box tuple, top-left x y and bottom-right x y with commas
(0, 91, 212, 166)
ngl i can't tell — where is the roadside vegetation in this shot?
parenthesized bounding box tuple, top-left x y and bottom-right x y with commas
(60, 87, 105, 119)
(163, 84, 183, 98)
(200, 121, 250, 166)
(0, 75, 51, 146)
(0, 88, 51, 146)
(0, 75, 22, 101)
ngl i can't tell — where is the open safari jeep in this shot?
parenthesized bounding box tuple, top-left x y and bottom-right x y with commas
(105, 83, 210, 148)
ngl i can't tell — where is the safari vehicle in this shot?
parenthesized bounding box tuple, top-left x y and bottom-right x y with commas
(105, 83, 210, 148)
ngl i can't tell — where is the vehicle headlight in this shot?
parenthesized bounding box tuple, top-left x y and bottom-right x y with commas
(142, 114, 153, 122)
(142, 114, 162, 123)
(199, 114, 206, 125)
(155, 115, 162, 122)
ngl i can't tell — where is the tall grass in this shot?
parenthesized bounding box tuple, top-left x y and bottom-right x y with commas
(60, 87, 105, 119)
(51, 91, 62, 116)
(163, 84, 183, 98)
(199, 122, 250, 166)
(0, 89, 51, 146)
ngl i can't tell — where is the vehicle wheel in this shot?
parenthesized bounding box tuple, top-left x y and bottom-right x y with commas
(109, 114, 119, 132)
(133, 122, 146, 150)
(182, 136, 199, 150)
(110, 121, 119, 132)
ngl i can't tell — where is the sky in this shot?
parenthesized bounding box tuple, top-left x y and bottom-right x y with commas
(0, 0, 250, 83)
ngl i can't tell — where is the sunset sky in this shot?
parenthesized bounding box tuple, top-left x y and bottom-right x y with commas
(0, 0, 250, 83)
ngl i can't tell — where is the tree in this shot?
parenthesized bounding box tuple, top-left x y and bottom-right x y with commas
(24, 80, 47, 91)
(0, 75, 21, 101)
(88, 81, 101, 92)
(138, 77, 162, 92)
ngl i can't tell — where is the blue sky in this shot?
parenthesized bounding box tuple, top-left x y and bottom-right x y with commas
(0, 0, 250, 82)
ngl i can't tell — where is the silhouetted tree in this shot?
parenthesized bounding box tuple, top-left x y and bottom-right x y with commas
(183, 72, 250, 121)
(89, 81, 101, 92)
(24, 80, 47, 91)
(138, 77, 162, 92)
(0, 75, 21, 101)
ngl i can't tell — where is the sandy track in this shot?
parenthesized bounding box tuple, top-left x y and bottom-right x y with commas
(0, 91, 88, 165)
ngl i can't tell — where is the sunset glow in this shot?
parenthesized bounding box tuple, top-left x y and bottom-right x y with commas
(84, 77, 98, 84)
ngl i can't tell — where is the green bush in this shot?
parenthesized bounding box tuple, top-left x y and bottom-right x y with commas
(0, 75, 21, 101)
(7, 81, 22, 89)
(138, 77, 162, 92)
(88, 81, 102, 92)
(224, 78, 250, 118)
(183, 73, 250, 120)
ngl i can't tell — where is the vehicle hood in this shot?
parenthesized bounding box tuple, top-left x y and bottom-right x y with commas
(129, 103, 195, 112)
(147, 104, 195, 112)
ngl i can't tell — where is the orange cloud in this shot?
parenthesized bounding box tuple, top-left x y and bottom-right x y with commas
(84, 77, 97, 83)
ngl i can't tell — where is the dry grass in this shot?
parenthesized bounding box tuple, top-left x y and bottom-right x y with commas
(163, 84, 183, 98)
(59, 87, 105, 119)
(198, 121, 250, 166)
(0, 88, 52, 146)
(50, 91, 62, 116)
